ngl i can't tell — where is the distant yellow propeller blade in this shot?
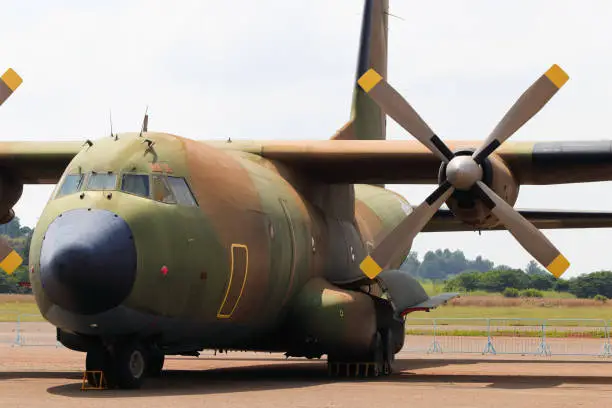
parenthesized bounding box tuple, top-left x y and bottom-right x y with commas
(0, 68, 22, 106)
(0, 237, 23, 275)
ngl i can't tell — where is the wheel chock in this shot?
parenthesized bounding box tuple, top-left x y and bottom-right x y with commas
(81, 370, 107, 390)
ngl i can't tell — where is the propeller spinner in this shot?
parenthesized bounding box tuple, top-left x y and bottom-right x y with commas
(358, 65, 570, 280)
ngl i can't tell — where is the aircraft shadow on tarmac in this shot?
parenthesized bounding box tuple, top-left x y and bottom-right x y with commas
(7, 358, 604, 397)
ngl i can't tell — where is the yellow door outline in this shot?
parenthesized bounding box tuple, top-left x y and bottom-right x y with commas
(217, 244, 249, 319)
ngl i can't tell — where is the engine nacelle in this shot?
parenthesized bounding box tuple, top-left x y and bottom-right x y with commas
(439, 151, 519, 229)
(0, 169, 23, 224)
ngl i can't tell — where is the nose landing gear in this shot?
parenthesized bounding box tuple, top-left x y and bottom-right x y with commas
(85, 341, 165, 389)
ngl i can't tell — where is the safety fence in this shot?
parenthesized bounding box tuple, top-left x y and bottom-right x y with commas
(0, 312, 60, 347)
(2, 313, 612, 356)
(404, 317, 612, 357)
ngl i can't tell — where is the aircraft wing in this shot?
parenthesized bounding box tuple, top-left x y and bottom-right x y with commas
(0, 141, 82, 184)
(241, 139, 612, 185)
(425, 209, 612, 232)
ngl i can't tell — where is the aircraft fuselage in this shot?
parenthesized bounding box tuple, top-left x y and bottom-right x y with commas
(29, 132, 410, 356)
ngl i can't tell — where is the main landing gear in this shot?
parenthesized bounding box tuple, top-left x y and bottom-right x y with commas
(86, 341, 165, 389)
(327, 329, 394, 378)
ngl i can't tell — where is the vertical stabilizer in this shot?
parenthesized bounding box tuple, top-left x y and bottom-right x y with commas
(332, 0, 389, 141)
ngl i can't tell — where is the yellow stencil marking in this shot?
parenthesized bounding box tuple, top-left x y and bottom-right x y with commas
(357, 68, 383, 93)
(546, 254, 569, 278)
(360, 255, 382, 279)
(544, 64, 569, 89)
(0, 250, 23, 275)
(1, 68, 22, 91)
(217, 244, 249, 319)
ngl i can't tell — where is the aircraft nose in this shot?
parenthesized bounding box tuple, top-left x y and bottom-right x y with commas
(40, 208, 137, 315)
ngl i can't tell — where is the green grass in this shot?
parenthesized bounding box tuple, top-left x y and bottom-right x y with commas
(0, 301, 43, 321)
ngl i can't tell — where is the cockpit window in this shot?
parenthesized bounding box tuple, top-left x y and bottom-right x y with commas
(167, 176, 198, 206)
(151, 175, 176, 204)
(87, 172, 117, 190)
(56, 174, 84, 198)
(121, 174, 150, 198)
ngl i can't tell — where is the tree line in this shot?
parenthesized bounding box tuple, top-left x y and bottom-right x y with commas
(0, 217, 33, 294)
(400, 249, 612, 300)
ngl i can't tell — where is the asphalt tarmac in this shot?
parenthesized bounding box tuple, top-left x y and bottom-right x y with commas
(1, 323, 611, 408)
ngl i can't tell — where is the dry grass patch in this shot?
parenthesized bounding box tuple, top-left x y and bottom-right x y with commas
(448, 296, 611, 308)
(0, 294, 35, 303)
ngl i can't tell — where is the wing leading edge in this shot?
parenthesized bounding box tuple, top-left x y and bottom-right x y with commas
(425, 209, 612, 232)
(0, 141, 82, 184)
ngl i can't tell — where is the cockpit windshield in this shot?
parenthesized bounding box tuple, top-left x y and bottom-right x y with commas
(167, 176, 198, 206)
(151, 175, 176, 204)
(87, 172, 117, 190)
(56, 174, 84, 198)
(54, 171, 198, 207)
(121, 174, 149, 198)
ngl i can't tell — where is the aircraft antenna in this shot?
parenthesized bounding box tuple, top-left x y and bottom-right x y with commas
(140, 105, 149, 137)
(109, 109, 117, 140)
(384, 11, 404, 21)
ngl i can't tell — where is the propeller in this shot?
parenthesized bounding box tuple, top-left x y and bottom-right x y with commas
(0, 68, 23, 275)
(357, 65, 570, 280)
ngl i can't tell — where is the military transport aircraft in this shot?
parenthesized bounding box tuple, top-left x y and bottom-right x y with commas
(3, 0, 612, 389)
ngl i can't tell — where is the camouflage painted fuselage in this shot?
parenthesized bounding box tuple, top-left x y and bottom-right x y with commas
(29, 132, 409, 357)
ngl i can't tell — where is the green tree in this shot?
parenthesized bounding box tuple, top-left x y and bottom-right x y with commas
(400, 252, 420, 276)
(525, 260, 547, 276)
(553, 278, 570, 292)
(0, 217, 24, 238)
(444, 271, 481, 292)
(467, 255, 494, 273)
(568, 271, 612, 299)
(529, 273, 555, 290)
(479, 269, 530, 292)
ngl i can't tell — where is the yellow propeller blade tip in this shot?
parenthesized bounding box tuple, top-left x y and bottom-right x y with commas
(546, 254, 570, 278)
(1, 68, 22, 92)
(360, 255, 383, 279)
(545, 64, 569, 89)
(357, 68, 383, 93)
(0, 250, 23, 275)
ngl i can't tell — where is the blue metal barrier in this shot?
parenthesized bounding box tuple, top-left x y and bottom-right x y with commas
(404, 317, 611, 357)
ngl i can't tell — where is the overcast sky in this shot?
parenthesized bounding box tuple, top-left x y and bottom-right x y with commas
(1, 0, 612, 277)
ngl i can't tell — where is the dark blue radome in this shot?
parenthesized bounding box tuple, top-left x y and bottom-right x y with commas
(40, 208, 137, 315)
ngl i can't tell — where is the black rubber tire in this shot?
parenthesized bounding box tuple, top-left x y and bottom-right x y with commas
(114, 342, 148, 389)
(146, 347, 165, 377)
(85, 347, 114, 388)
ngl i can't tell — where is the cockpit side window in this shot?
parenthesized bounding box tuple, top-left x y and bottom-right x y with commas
(121, 174, 150, 198)
(151, 175, 176, 204)
(56, 174, 84, 198)
(167, 176, 198, 206)
(87, 172, 117, 190)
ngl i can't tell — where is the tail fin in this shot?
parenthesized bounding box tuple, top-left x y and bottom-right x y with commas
(332, 0, 389, 141)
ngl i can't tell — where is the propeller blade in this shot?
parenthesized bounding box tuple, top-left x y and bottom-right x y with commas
(357, 68, 454, 162)
(0, 68, 22, 106)
(472, 64, 569, 164)
(0, 68, 24, 275)
(474, 181, 569, 278)
(360, 182, 455, 279)
(0, 237, 23, 275)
